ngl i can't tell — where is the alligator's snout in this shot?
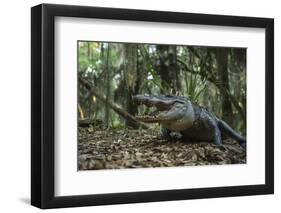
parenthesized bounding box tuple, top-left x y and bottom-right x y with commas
(132, 95, 145, 103)
(133, 94, 187, 123)
(133, 94, 179, 108)
(132, 94, 152, 105)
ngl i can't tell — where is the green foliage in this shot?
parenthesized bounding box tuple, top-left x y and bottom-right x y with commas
(185, 73, 207, 103)
(78, 41, 246, 133)
(139, 46, 165, 90)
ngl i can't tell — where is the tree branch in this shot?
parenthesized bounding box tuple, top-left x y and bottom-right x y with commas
(79, 76, 148, 128)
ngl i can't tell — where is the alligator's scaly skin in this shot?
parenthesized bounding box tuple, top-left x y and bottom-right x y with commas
(133, 94, 246, 148)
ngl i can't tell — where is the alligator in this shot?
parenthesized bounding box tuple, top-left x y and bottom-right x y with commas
(133, 94, 246, 149)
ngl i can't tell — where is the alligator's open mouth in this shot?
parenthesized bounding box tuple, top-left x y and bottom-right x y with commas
(134, 102, 168, 123)
(133, 94, 182, 123)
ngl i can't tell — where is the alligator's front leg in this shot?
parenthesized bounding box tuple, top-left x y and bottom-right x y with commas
(161, 127, 171, 139)
(161, 127, 183, 141)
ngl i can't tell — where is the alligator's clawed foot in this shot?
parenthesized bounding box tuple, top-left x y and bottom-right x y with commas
(170, 132, 183, 141)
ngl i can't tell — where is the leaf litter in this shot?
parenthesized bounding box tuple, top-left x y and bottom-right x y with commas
(78, 127, 246, 170)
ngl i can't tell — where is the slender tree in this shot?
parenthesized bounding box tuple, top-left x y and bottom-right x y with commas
(124, 44, 138, 127)
(155, 45, 181, 93)
(214, 48, 233, 126)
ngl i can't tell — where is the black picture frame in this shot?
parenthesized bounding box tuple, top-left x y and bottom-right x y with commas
(31, 3, 274, 209)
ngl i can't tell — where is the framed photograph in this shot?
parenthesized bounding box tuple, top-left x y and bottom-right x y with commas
(31, 3, 274, 209)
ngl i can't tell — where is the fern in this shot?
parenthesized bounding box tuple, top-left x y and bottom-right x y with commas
(185, 73, 207, 103)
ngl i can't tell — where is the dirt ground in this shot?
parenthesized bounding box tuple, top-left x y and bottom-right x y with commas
(78, 125, 246, 170)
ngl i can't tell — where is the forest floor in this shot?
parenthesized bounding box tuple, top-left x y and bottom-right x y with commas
(78, 125, 246, 170)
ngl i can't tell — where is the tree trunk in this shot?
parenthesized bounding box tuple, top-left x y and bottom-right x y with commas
(124, 44, 138, 128)
(214, 48, 233, 125)
(104, 44, 111, 125)
(156, 45, 180, 94)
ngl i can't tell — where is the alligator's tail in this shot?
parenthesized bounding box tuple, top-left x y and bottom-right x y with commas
(217, 119, 246, 149)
